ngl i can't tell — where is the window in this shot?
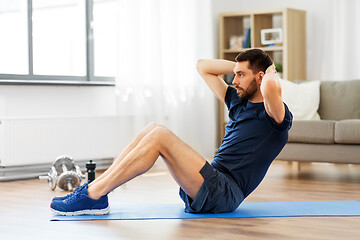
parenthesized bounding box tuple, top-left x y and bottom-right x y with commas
(0, 0, 116, 84)
(32, 0, 86, 76)
(0, 0, 28, 74)
(93, 0, 117, 77)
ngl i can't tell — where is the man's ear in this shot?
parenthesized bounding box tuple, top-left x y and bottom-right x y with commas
(257, 71, 265, 84)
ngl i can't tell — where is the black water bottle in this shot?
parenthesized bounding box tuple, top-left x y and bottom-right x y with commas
(86, 160, 96, 182)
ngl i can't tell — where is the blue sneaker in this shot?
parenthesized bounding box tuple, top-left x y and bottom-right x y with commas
(50, 185, 109, 216)
(52, 181, 90, 202)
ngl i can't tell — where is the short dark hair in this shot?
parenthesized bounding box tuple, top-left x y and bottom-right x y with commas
(235, 49, 273, 74)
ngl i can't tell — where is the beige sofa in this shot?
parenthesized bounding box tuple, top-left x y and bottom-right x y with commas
(277, 80, 360, 164)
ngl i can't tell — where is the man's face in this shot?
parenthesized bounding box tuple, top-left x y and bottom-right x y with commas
(232, 61, 259, 102)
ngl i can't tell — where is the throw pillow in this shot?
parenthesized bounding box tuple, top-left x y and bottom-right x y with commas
(279, 79, 321, 120)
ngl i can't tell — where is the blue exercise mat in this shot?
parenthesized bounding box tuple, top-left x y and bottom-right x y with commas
(51, 200, 360, 221)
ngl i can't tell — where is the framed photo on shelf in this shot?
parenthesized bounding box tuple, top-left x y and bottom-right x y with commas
(260, 28, 283, 45)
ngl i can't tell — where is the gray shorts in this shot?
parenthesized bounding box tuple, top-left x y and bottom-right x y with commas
(179, 161, 244, 213)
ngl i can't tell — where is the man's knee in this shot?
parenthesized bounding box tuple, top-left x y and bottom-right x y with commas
(145, 122, 160, 131)
(144, 122, 167, 136)
(148, 125, 171, 146)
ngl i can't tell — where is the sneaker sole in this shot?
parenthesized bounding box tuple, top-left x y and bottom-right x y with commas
(51, 206, 110, 216)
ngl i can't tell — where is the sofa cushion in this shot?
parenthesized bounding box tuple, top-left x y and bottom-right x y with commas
(279, 79, 321, 120)
(288, 120, 335, 144)
(318, 80, 360, 120)
(334, 120, 360, 144)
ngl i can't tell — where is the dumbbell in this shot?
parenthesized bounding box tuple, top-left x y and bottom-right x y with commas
(39, 155, 85, 191)
(39, 166, 58, 191)
(55, 156, 84, 191)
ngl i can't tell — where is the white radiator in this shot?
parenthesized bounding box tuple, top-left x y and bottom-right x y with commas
(0, 116, 127, 179)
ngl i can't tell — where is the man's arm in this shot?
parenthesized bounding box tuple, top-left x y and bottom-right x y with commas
(260, 64, 285, 125)
(197, 59, 235, 104)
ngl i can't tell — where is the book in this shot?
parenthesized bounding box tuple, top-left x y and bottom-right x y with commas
(246, 28, 251, 48)
(243, 28, 251, 48)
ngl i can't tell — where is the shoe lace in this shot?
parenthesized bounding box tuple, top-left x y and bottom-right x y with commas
(65, 187, 80, 198)
(66, 189, 82, 203)
(65, 183, 87, 203)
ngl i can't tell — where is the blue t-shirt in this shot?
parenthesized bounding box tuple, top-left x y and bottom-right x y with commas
(212, 86, 293, 198)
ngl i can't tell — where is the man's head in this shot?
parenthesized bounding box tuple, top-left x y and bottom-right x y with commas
(232, 49, 273, 102)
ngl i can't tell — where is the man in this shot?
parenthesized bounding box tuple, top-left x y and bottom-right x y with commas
(50, 49, 292, 215)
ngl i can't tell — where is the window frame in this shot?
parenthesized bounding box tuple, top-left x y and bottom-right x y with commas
(0, 0, 115, 86)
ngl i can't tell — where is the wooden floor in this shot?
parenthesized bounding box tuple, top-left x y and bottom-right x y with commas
(1, 161, 360, 240)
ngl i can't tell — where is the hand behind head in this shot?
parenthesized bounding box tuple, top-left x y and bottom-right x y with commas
(265, 64, 276, 74)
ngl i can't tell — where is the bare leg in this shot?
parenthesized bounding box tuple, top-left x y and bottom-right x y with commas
(89, 122, 160, 187)
(88, 125, 206, 200)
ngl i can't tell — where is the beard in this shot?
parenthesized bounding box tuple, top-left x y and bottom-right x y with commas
(236, 78, 258, 102)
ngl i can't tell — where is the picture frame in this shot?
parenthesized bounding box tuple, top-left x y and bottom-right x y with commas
(260, 28, 283, 45)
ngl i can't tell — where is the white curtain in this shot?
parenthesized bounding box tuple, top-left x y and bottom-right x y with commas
(320, 0, 360, 80)
(115, 0, 217, 160)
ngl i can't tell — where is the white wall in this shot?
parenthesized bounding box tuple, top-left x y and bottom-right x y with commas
(0, 85, 133, 167)
(0, 85, 117, 118)
(211, 0, 333, 81)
